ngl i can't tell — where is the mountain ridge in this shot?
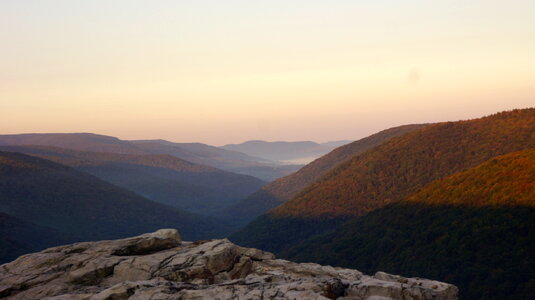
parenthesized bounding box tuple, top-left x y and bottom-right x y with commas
(271, 108, 535, 218)
(0, 145, 265, 216)
(0, 133, 299, 181)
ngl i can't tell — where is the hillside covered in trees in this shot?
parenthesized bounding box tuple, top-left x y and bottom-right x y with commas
(273, 108, 535, 218)
(227, 124, 426, 223)
(231, 108, 535, 256)
(284, 149, 535, 299)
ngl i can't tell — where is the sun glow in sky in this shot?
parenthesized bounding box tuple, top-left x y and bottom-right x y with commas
(1, 0, 534, 144)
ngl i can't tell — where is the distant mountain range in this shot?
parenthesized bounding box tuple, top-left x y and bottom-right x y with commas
(0, 145, 265, 216)
(131, 139, 304, 181)
(0, 133, 300, 181)
(0, 151, 230, 263)
(220, 140, 351, 164)
(230, 108, 535, 300)
(0, 133, 144, 154)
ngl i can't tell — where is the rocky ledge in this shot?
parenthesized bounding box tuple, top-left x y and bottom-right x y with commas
(0, 229, 458, 300)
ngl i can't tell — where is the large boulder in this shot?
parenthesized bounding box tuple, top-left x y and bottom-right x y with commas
(0, 229, 458, 299)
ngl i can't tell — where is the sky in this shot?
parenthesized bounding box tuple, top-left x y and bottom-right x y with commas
(1, 0, 534, 145)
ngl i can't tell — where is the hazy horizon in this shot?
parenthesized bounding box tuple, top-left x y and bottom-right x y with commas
(1, 1, 534, 144)
(0, 105, 528, 147)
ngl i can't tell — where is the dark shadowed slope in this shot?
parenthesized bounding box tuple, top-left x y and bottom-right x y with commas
(220, 140, 351, 163)
(0, 151, 231, 245)
(231, 108, 535, 255)
(284, 149, 535, 300)
(0, 146, 265, 216)
(227, 124, 427, 223)
(0, 213, 67, 264)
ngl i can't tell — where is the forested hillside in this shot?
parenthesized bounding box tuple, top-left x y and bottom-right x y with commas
(227, 124, 426, 222)
(284, 149, 535, 300)
(273, 108, 535, 218)
(231, 109, 535, 256)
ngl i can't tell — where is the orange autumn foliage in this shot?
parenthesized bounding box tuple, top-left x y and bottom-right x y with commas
(272, 108, 535, 218)
(404, 149, 535, 207)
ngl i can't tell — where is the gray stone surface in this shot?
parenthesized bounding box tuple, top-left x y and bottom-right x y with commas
(0, 229, 458, 299)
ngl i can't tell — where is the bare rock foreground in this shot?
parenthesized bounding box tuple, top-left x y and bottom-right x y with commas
(0, 229, 457, 299)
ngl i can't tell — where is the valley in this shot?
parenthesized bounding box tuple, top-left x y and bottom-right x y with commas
(2, 2, 533, 298)
(1, 108, 533, 300)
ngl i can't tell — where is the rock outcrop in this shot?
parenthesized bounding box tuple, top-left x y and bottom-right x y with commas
(0, 229, 458, 300)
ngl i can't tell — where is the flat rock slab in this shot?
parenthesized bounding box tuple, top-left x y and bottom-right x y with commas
(0, 229, 458, 299)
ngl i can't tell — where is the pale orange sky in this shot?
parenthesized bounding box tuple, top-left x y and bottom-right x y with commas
(1, 0, 534, 145)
